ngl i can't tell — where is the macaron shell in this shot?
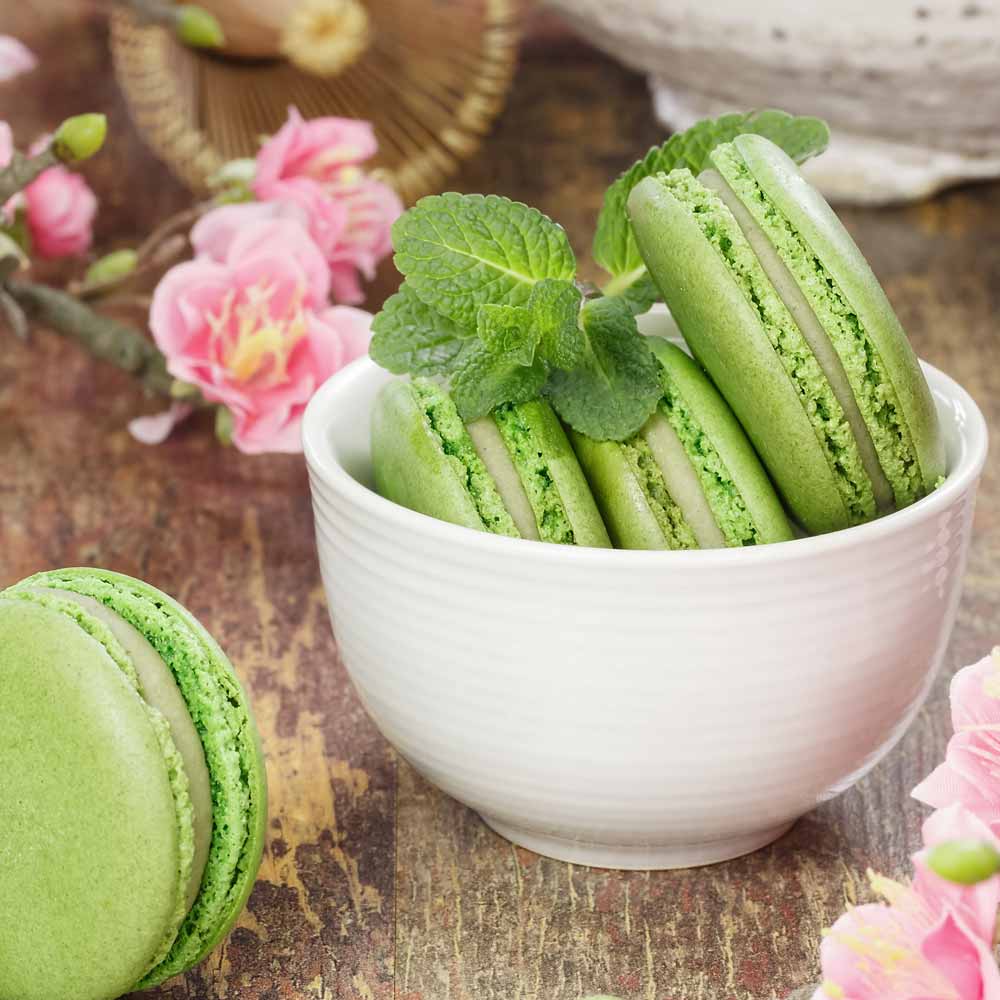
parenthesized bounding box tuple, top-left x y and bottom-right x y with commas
(371, 379, 493, 532)
(37, 587, 214, 910)
(0, 598, 186, 1000)
(12, 568, 269, 989)
(647, 339, 794, 544)
(507, 399, 612, 548)
(732, 133, 946, 491)
(568, 429, 670, 549)
(628, 176, 851, 534)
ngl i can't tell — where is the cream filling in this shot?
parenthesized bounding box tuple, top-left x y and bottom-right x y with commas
(641, 413, 727, 549)
(466, 416, 540, 540)
(40, 588, 212, 910)
(698, 168, 895, 513)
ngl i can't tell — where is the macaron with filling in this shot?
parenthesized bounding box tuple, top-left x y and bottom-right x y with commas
(371, 377, 612, 547)
(0, 567, 267, 1000)
(569, 337, 793, 549)
(628, 134, 945, 535)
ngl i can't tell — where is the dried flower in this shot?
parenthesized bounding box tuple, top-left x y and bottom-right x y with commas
(280, 0, 372, 77)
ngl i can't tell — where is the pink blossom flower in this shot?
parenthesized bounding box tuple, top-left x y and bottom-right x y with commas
(252, 106, 401, 304)
(812, 805, 1000, 1000)
(0, 124, 97, 256)
(254, 106, 376, 193)
(0, 36, 37, 83)
(914, 649, 1000, 836)
(325, 176, 402, 304)
(190, 201, 330, 309)
(22, 164, 97, 258)
(146, 248, 370, 453)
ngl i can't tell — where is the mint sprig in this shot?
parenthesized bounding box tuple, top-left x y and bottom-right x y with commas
(451, 341, 548, 421)
(544, 296, 662, 441)
(595, 109, 830, 305)
(369, 110, 831, 442)
(392, 192, 576, 329)
(369, 284, 474, 377)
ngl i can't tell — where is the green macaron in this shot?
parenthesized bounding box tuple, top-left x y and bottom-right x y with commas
(569, 337, 793, 549)
(0, 568, 267, 1000)
(371, 377, 612, 547)
(628, 134, 945, 535)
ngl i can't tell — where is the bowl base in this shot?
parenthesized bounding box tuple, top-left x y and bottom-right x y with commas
(478, 815, 797, 871)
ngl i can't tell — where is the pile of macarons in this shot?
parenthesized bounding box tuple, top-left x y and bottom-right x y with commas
(372, 136, 945, 548)
(0, 568, 267, 1000)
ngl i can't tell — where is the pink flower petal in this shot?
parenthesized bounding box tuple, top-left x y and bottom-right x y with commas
(0, 36, 37, 83)
(128, 403, 194, 445)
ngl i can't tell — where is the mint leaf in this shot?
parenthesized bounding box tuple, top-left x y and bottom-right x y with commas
(477, 304, 538, 365)
(529, 279, 584, 369)
(613, 272, 659, 316)
(451, 342, 547, 421)
(393, 192, 576, 329)
(370, 283, 474, 376)
(544, 296, 661, 441)
(594, 109, 830, 294)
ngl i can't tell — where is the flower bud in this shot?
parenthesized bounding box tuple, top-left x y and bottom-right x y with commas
(175, 6, 225, 49)
(926, 840, 1000, 885)
(52, 113, 107, 163)
(85, 249, 138, 287)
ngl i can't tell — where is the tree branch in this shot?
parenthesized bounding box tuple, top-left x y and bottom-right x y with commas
(0, 148, 58, 204)
(5, 279, 175, 397)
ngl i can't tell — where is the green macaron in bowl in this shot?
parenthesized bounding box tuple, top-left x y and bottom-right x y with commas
(569, 336, 793, 549)
(372, 377, 612, 547)
(0, 568, 267, 1000)
(628, 134, 946, 535)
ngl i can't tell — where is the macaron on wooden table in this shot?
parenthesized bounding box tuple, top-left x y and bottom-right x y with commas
(3, 6, 998, 999)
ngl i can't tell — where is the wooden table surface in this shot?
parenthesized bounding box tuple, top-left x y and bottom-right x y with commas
(2, 5, 998, 999)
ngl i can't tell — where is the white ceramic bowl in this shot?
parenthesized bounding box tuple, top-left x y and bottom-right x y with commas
(303, 355, 987, 869)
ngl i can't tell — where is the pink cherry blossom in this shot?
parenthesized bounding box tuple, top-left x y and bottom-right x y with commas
(812, 867, 1000, 1000)
(23, 163, 97, 258)
(146, 248, 370, 453)
(0, 36, 37, 83)
(252, 106, 401, 304)
(254, 106, 376, 193)
(190, 201, 330, 309)
(914, 649, 1000, 836)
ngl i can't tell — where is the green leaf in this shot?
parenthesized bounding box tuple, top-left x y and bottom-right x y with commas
(451, 342, 547, 422)
(609, 272, 659, 316)
(594, 109, 830, 288)
(544, 296, 661, 441)
(528, 279, 584, 368)
(370, 284, 475, 377)
(392, 192, 576, 329)
(477, 304, 538, 365)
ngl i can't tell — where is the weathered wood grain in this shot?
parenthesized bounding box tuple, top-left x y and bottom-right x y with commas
(1, 6, 998, 1000)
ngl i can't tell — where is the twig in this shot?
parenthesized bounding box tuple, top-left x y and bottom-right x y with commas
(0, 148, 57, 204)
(5, 278, 174, 397)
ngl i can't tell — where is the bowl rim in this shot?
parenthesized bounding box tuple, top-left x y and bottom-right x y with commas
(302, 355, 989, 568)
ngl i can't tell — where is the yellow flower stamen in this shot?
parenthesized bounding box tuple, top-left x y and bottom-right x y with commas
(206, 280, 308, 386)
